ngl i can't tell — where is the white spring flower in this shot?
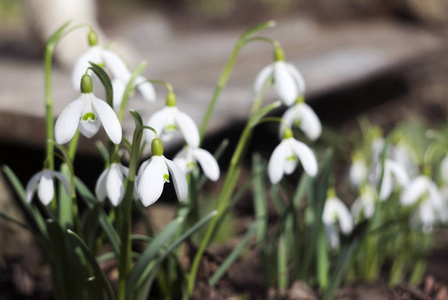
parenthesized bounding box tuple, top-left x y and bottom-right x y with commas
(72, 30, 156, 106)
(349, 152, 368, 191)
(95, 163, 128, 206)
(322, 190, 353, 248)
(136, 138, 188, 207)
(268, 128, 318, 184)
(145, 92, 199, 147)
(279, 97, 321, 141)
(391, 143, 419, 179)
(401, 175, 448, 224)
(26, 169, 70, 205)
(55, 74, 122, 144)
(370, 159, 409, 201)
(253, 48, 305, 106)
(173, 145, 220, 182)
(351, 185, 377, 221)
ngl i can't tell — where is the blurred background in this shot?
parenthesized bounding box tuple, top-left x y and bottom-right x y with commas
(2, 0, 448, 298)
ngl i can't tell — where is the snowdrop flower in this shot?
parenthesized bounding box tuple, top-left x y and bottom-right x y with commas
(254, 47, 305, 106)
(349, 152, 368, 191)
(145, 91, 199, 147)
(371, 159, 409, 201)
(401, 175, 448, 223)
(391, 142, 419, 178)
(351, 185, 377, 221)
(173, 145, 220, 181)
(71, 30, 156, 106)
(26, 169, 70, 205)
(136, 138, 188, 207)
(279, 96, 321, 141)
(322, 189, 353, 248)
(55, 74, 122, 145)
(268, 127, 318, 184)
(95, 163, 128, 206)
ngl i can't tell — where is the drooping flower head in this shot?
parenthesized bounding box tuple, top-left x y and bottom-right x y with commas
(254, 47, 305, 106)
(279, 96, 322, 141)
(349, 151, 368, 191)
(26, 169, 70, 205)
(95, 162, 129, 206)
(173, 145, 220, 181)
(351, 184, 377, 221)
(322, 188, 353, 248)
(401, 174, 448, 226)
(145, 91, 199, 147)
(72, 29, 156, 107)
(371, 159, 410, 201)
(55, 74, 122, 144)
(136, 138, 188, 207)
(268, 127, 318, 184)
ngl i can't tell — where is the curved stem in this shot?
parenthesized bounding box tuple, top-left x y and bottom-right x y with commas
(147, 79, 173, 93)
(198, 20, 276, 145)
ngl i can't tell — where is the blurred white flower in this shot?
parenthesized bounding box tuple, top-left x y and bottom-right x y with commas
(268, 129, 318, 184)
(349, 152, 368, 191)
(441, 155, 448, 186)
(401, 175, 448, 223)
(322, 192, 353, 248)
(55, 75, 122, 145)
(95, 163, 128, 206)
(391, 143, 419, 178)
(351, 185, 377, 220)
(371, 159, 409, 201)
(145, 92, 199, 147)
(254, 59, 305, 106)
(112, 75, 156, 111)
(279, 99, 321, 141)
(26, 170, 70, 205)
(173, 145, 220, 181)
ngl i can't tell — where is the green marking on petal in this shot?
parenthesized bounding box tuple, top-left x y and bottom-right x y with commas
(164, 173, 170, 182)
(165, 124, 177, 131)
(82, 112, 96, 121)
(286, 155, 296, 161)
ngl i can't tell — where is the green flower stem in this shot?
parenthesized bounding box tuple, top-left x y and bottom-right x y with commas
(147, 79, 173, 93)
(198, 20, 276, 144)
(187, 83, 275, 295)
(117, 111, 145, 300)
(118, 62, 148, 123)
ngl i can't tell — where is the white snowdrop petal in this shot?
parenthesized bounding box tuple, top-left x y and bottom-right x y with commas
(298, 103, 322, 141)
(334, 200, 353, 235)
(176, 111, 200, 148)
(274, 61, 298, 106)
(112, 78, 126, 112)
(55, 98, 83, 144)
(279, 105, 299, 138)
(349, 161, 367, 189)
(289, 139, 318, 177)
(379, 169, 393, 201)
(253, 64, 274, 95)
(286, 63, 306, 93)
(386, 160, 409, 187)
(92, 96, 122, 144)
(38, 170, 54, 205)
(284, 158, 298, 175)
(400, 177, 427, 206)
(95, 169, 109, 202)
(71, 48, 98, 91)
(419, 200, 436, 227)
(322, 198, 337, 225)
(25, 172, 42, 203)
(79, 118, 101, 138)
(145, 108, 169, 144)
(166, 158, 188, 201)
(135, 76, 156, 103)
(136, 160, 151, 190)
(137, 157, 166, 207)
(193, 148, 220, 181)
(101, 49, 131, 82)
(325, 224, 340, 248)
(106, 164, 125, 206)
(268, 141, 287, 184)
